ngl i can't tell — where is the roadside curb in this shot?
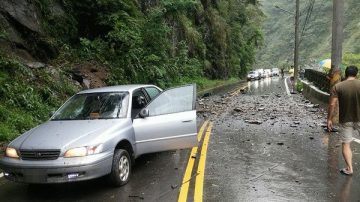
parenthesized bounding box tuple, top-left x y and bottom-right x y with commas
(299, 79, 360, 146)
(300, 78, 329, 106)
(197, 80, 245, 97)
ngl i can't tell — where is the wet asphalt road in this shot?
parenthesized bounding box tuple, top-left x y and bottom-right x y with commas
(201, 77, 360, 201)
(1, 77, 360, 201)
(0, 150, 191, 201)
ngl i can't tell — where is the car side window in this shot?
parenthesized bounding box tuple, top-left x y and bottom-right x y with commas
(132, 90, 148, 119)
(145, 85, 195, 117)
(145, 87, 161, 100)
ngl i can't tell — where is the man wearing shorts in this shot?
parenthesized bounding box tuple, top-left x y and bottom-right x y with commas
(327, 65, 360, 175)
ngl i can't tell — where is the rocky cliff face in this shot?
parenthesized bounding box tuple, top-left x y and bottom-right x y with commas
(0, 0, 107, 89)
(0, 0, 62, 62)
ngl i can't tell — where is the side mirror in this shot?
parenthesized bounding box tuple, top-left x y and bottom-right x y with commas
(139, 108, 149, 118)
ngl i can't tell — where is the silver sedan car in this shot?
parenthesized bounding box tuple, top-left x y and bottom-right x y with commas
(0, 84, 197, 186)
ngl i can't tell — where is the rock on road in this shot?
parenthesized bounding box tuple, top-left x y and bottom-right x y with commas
(198, 77, 360, 201)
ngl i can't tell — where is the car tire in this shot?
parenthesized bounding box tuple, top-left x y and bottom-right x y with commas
(108, 149, 131, 187)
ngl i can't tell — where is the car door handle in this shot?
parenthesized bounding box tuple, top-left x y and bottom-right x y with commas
(182, 120, 193, 123)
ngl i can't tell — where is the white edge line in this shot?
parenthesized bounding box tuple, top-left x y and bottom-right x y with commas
(284, 77, 291, 96)
(0, 172, 4, 178)
(353, 138, 360, 144)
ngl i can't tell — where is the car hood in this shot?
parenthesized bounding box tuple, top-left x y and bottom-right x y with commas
(12, 119, 129, 150)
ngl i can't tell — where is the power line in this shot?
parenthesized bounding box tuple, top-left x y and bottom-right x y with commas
(301, 0, 315, 34)
(299, 0, 315, 46)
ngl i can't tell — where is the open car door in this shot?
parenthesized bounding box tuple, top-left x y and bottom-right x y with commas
(133, 84, 197, 156)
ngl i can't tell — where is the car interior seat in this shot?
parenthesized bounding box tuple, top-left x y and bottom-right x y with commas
(131, 96, 145, 119)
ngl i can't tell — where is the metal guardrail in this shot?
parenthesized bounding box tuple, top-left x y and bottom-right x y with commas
(304, 69, 330, 93)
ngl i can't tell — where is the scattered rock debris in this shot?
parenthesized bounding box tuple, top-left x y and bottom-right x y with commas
(234, 108, 243, 112)
(128, 195, 144, 200)
(245, 120, 263, 125)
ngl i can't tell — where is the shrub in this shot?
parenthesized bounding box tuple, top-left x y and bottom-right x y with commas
(0, 54, 77, 141)
(296, 81, 303, 92)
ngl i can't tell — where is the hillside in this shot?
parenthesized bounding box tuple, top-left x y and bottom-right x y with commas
(0, 0, 264, 141)
(257, 0, 360, 69)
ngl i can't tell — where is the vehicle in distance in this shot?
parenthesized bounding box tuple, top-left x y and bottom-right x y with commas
(247, 71, 260, 81)
(272, 68, 280, 76)
(257, 68, 265, 78)
(0, 84, 197, 186)
(264, 69, 272, 77)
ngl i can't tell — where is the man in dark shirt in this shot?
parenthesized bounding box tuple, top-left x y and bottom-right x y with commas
(327, 65, 360, 175)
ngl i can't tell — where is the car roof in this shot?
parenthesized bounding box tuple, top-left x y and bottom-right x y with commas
(77, 84, 158, 94)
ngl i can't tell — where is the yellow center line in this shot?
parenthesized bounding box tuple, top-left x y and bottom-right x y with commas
(178, 120, 209, 202)
(197, 121, 209, 142)
(194, 122, 213, 202)
(230, 85, 247, 96)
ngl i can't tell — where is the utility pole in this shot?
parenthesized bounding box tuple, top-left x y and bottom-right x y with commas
(273, 3, 299, 85)
(329, 0, 344, 124)
(330, 0, 344, 87)
(294, 0, 300, 84)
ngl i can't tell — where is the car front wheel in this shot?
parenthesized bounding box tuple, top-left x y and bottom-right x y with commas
(108, 149, 131, 187)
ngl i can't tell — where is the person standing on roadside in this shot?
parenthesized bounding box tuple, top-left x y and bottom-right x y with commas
(327, 65, 360, 175)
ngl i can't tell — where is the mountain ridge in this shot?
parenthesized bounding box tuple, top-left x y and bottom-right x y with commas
(257, 0, 360, 69)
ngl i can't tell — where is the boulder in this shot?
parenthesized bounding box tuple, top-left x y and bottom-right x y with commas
(82, 79, 91, 89)
(0, 0, 42, 33)
(26, 61, 46, 69)
(0, 0, 65, 61)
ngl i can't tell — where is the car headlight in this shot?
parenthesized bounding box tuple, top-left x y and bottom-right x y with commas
(64, 144, 103, 158)
(5, 147, 19, 158)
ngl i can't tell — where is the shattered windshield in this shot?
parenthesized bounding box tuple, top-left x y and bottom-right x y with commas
(52, 92, 129, 120)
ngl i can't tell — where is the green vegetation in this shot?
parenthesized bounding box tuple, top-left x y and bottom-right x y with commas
(0, 0, 264, 141)
(196, 77, 240, 93)
(257, 0, 360, 69)
(343, 53, 360, 69)
(319, 53, 360, 77)
(296, 80, 303, 92)
(37, 0, 264, 87)
(0, 54, 78, 141)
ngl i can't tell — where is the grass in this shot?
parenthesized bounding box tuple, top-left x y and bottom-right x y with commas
(167, 76, 241, 95)
(196, 77, 241, 94)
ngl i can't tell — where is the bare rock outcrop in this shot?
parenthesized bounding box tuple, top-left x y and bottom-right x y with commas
(0, 0, 65, 61)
